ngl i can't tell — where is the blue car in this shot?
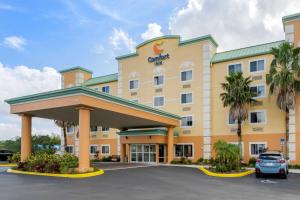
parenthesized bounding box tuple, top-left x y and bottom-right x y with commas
(255, 151, 288, 179)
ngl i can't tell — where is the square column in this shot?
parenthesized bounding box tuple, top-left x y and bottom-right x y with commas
(21, 114, 32, 162)
(125, 144, 130, 163)
(156, 144, 159, 164)
(78, 107, 93, 172)
(167, 127, 174, 164)
(120, 144, 125, 163)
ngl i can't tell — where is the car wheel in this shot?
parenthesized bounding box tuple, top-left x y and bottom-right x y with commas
(281, 173, 287, 179)
(256, 173, 260, 178)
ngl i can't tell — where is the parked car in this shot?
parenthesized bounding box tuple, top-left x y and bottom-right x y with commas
(255, 151, 288, 179)
(0, 149, 13, 161)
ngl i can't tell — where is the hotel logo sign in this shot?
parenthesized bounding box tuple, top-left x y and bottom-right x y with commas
(147, 41, 170, 66)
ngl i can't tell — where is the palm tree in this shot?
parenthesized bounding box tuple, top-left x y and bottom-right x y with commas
(266, 42, 300, 158)
(220, 72, 257, 154)
(54, 120, 75, 152)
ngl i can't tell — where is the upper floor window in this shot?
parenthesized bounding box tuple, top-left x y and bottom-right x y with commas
(75, 72, 84, 86)
(66, 126, 74, 134)
(129, 80, 139, 90)
(102, 127, 109, 132)
(181, 70, 192, 82)
(228, 114, 237, 125)
(154, 75, 164, 86)
(154, 96, 164, 107)
(181, 93, 193, 104)
(250, 110, 266, 124)
(250, 85, 265, 98)
(228, 63, 242, 74)
(102, 86, 110, 93)
(250, 59, 264, 73)
(181, 116, 193, 127)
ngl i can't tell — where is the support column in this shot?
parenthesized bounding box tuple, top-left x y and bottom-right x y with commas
(21, 114, 32, 162)
(167, 127, 174, 164)
(156, 144, 159, 164)
(125, 144, 130, 163)
(120, 144, 125, 163)
(78, 107, 92, 172)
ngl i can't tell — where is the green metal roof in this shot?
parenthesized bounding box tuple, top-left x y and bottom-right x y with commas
(116, 34, 218, 61)
(282, 12, 300, 23)
(84, 73, 118, 86)
(211, 40, 284, 64)
(5, 86, 181, 120)
(59, 66, 93, 74)
(118, 129, 167, 136)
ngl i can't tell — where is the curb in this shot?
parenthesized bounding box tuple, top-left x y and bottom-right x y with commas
(0, 164, 17, 167)
(7, 168, 104, 179)
(198, 166, 254, 178)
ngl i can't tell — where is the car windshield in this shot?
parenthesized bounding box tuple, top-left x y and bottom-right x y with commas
(259, 153, 281, 160)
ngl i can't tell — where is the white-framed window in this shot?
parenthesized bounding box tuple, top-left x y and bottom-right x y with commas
(102, 127, 109, 132)
(66, 145, 74, 154)
(154, 96, 164, 107)
(90, 145, 98, 154)
(102, 86, 110, 93)
(181, 93, 193, 104)
(181, 70, 192, 82)
(66, 126, 74, 134)
(250, 59, 265, 73)
(175, 144, 194, 158)
(249, 142, 267, 156)
(228, 63, 242, 74)
(90, 126, 98, 132)
(249, 110, 266, 124)
(181, 116, 193, 127)
(228, 114, 237, 125)
(129, 80, 139, 90)
(250, 85, 266, 98)
(154, 75, 164, 86)
(75, 72, 84, 86)
(101, 145, 110, 155)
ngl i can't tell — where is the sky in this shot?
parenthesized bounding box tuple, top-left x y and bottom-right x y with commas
(0, 0, 300, 140)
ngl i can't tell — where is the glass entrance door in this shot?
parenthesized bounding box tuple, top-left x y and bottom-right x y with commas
(130, 144, 156, 163)
(159, 144, 164, 163)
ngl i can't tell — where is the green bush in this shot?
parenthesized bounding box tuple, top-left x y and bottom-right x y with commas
(248, 157, 257, 167)
(170, 157, 192, 165)
(289, 164, 300, 169)
(213, 140, 241, 172)
(196, 157, 204, 164)
(17, 152, 78, 174)
(8, 152, 21, 163)
(101, 156, 112, 162)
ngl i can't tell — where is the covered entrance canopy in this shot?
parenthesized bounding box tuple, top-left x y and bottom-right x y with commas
(5, 86, 180, 172)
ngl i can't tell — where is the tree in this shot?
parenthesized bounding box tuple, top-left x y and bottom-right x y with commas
(54, 120, 75, 152)
(220, 72, 256, 155)
(266, 42, 300, 158)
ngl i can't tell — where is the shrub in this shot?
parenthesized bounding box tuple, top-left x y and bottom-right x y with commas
(170, 157, 192, 165)
(213, 140, 241, 172)
(197, 157, 204, 164)
(101, 156, 112, 162)
(248, 157, 257, 167)
(289, 164, 300, 169)
(8, 152, 21, 163)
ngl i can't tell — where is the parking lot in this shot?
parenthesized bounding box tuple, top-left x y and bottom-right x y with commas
(0, 166, 299, 200)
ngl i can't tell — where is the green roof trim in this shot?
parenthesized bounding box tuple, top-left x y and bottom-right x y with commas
(59, 66, 93, 74)
(118, 129, 167, 136)
(116, 34, 218, 61)
(5, 86, 180, 120)
(211, 40, 284, 64)
(84, 73, 118, 86)
(282, 12, 300, 23)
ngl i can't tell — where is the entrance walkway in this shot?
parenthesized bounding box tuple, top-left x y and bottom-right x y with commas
(92, 162, 155, 171)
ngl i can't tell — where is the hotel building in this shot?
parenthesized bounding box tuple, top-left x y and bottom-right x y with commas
(6, 12, 300, 170)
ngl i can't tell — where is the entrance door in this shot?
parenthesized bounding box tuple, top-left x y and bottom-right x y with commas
(130, 144, 156, 163)
(159, 145, 164, 163)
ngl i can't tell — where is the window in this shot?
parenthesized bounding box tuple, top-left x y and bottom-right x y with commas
(129, 80, 139, 90)
(154, 96, 164, 107)
(181, 70, 192, 82)
(66, 146, 74, 154)
(90, 145, 98, 154)
(181, 116, 193, 127)
(250, 60, 264, 72)
(175, 144, 193, 158)
(154, 75, 164, 86)
(250, 111, 266, 124)
(250, 85, 265, 98)
(75, 72, 84, 86)
(66, 126, 74, 134)
(102, 127, 109, 132)
(228, 63, 242, 74)
(102, 86, 110, 93)
(101, 145, 110, 155)
(250, 143, 266, 155)
(228, 114, 237, 125)
(90, 126, 98, 132)
(181, 93, 192, 104)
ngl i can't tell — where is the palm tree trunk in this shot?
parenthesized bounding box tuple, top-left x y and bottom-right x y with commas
(237, 119, 242, 168)
(63, 125, 67, 152)
(285, 109, 289, 159)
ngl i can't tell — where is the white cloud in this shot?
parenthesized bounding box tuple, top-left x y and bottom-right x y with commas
(141, 23, 163, 41)
(3, 36, 27, 50)
(109, 28, 136, 52)
(169, 0, 300, 51)
(0, 63, 61, 140)
(87, 0, 121, 21)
